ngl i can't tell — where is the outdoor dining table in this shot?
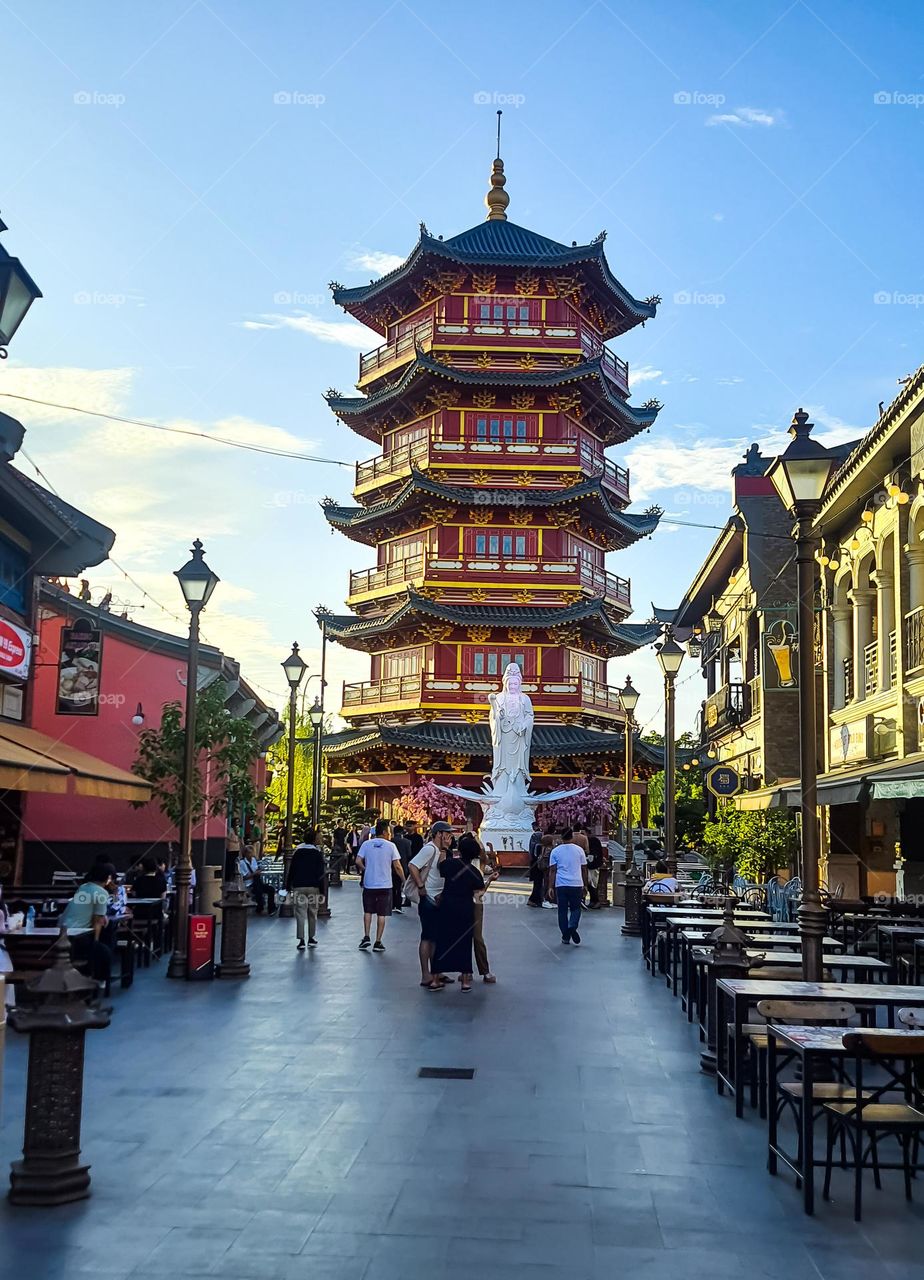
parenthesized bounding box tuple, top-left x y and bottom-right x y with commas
(657, 913, 783, 989)
(678, 928, 845, 1009)
(833, 912, 923, 950)
(644, 906, 770, 977)
(876, 924, 924, 981)
(716, 978, 924, 1120)
(767, 1024, 924, 1215)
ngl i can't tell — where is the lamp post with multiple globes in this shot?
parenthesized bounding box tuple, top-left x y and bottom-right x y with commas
(279, 643, 307, 918)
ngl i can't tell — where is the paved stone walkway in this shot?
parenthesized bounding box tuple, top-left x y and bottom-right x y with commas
(0, 882, 922, 1279)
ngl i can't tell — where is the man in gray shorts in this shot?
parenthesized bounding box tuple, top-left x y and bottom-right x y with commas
(355, 819, 404, 953)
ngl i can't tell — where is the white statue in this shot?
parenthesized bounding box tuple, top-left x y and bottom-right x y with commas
(436, 661, 584, 848)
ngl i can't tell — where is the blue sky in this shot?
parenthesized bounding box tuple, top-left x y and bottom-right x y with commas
(3, 0, 923, 734)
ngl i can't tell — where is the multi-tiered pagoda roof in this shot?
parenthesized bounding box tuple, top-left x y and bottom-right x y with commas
(318, 155, 664, 808)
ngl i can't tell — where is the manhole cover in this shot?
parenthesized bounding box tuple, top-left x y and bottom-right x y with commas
(417, 1067, 476, 1080)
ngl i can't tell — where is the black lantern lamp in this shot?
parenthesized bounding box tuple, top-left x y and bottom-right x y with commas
(282, 642, 307, 690)
(175, 539, 219, 610)
(0, 217, 42, 356)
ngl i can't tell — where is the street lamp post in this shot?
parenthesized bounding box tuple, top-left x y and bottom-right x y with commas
(767, 409, 838, 983)
(657, 636, 685, 876)
(619, 676, 639, 868)
(309, 696, 324, 828)
(167, 540, 219, 980)
(619, 677, 644, 938)
(279, 642, 307, 919)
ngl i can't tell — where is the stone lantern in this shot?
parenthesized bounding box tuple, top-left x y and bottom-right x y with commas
(699, 897, 759, 1075)
(8, 930, 111, 1205)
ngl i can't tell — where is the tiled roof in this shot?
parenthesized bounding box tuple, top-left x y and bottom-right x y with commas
(318, 592, 661, 648)
(332, 220, 657, 327)
(325, 353, 659, 433)
(323, 719, 665, 765)
(321, 471, 661, 544)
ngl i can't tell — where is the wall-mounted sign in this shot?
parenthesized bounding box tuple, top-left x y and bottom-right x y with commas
(0, 617, 32, 682)
(829, 717, 869, 766)
(57, 621, 102, 716)
(763, 611, 798, 692)
(707, 764, 741, 798)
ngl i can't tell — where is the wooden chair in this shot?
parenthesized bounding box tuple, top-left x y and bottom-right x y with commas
(738, 998, 856, 1119)
(822, 1031, 924, 1221)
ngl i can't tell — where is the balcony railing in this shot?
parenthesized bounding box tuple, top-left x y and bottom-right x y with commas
(346, 554, 631, 607)
(356, 317, 631, 395)
(864, 639, 879, 699)
(702, 682, 752, 738)
(843, 656, 854, 704)
(355, 435, 630, 499)
(890, 629, 897, 685)
(906, 606, 924, 673)
(341, 672, 626, 718)
(358, 320, 433, 381)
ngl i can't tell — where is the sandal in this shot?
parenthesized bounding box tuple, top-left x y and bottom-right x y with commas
(427, 981, 444, 991)
(461, 980, 472, 992)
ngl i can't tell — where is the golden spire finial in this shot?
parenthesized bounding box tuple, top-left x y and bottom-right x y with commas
(485, 110, 509, 221)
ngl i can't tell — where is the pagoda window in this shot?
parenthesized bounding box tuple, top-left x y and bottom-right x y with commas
(396, 309, 433, 339)
(467, 412, 537, 442)
(475, 299, 538, 324)
(384, 534, 426, 564)
(466, 529, 536, 559)
(565, 534, 602, 569)
(382, 648, 422, 679)
(466, 648, 534, 677)
(570, 651, 603, 685)
(389, 421, 430, 452)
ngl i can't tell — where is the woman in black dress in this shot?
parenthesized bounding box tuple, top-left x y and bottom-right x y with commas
(431, 835, 484, 992)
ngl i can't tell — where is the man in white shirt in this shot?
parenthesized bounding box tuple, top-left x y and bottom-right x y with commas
(355, 819, 404, 952)
(408, 821, 454, 986)
(548, 827, 588, 945)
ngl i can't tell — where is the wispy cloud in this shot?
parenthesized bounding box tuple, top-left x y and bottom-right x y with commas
(348, 249, 405, 275)
(628, 364, 665, 387)
(707, 106, 784, 128)
(240, 312, 374, 349)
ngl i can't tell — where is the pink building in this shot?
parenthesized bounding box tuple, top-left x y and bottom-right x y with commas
(22, 582, 282, 879)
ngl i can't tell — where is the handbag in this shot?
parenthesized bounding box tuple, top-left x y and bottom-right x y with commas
(403, 842, 437, 905)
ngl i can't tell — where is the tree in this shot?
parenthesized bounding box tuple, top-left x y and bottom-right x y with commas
(641, 729, 706, 847)
(393, 777, 465, 826)
(701, 805, 798, 881)
(263, 706, 314, 830)
(132, 680, 261, 830)
(536, 777, 615, 829)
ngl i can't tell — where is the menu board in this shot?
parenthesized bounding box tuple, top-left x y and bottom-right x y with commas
(57, 621, 102, 716)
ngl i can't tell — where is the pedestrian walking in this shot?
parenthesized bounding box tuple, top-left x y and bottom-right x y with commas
(432, 839, 485, 992)
(285, 832, 326, 950)
(540, 828, 557, 908)
(586, 831, 604, 909)
(408, 820, 454, 987)
(548, 827, 588, 945)
(355, 819, 404, 952)
(405, 819, 424, 859)
(345, 824, 362, 873)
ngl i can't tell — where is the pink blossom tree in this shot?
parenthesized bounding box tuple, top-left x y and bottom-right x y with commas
(393, 776, 466, 826)
(534, 777, 615, 830)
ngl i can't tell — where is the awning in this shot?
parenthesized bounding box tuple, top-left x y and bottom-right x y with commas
(0, 723, 153, 801)
(735, 780, 799, 811)
(866, 760, 924, 800)
(779, 758, 924, 807)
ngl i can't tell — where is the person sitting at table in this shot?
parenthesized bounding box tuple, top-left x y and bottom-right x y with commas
(238, 845, 276, 914)
(644, 860, 680, 895)
(61, 861, 117, 982)
(128, 855, 168, 899)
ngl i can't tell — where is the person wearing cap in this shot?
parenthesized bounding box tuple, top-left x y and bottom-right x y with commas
(408, 821, 454, 987)
(61, 861, 117, 980)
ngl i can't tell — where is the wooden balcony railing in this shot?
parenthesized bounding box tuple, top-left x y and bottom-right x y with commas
(355, 435, 630, 499)
(357, 318, 631, 395)
(906, 606, 924, 673)
(359, 320, 433, 381)
(347, 554, 631, 607)
(341, 672, 626, 717)
(863, 639, 878, 699)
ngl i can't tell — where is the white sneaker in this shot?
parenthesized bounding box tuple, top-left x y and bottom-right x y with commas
(541, 901, 556, 910)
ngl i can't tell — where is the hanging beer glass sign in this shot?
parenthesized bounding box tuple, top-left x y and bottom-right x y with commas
(57, 619, 102, 715)
(762, 610, 798, 692)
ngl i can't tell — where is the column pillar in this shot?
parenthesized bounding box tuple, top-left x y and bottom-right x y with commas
(848, 587, 876, 700)
(872, 570, 894, 691)
(831, 605, 852, 710)
(905, 543, 924, 613)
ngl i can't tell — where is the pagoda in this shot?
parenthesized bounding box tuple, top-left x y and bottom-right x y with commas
(318, 150, 664, 825)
